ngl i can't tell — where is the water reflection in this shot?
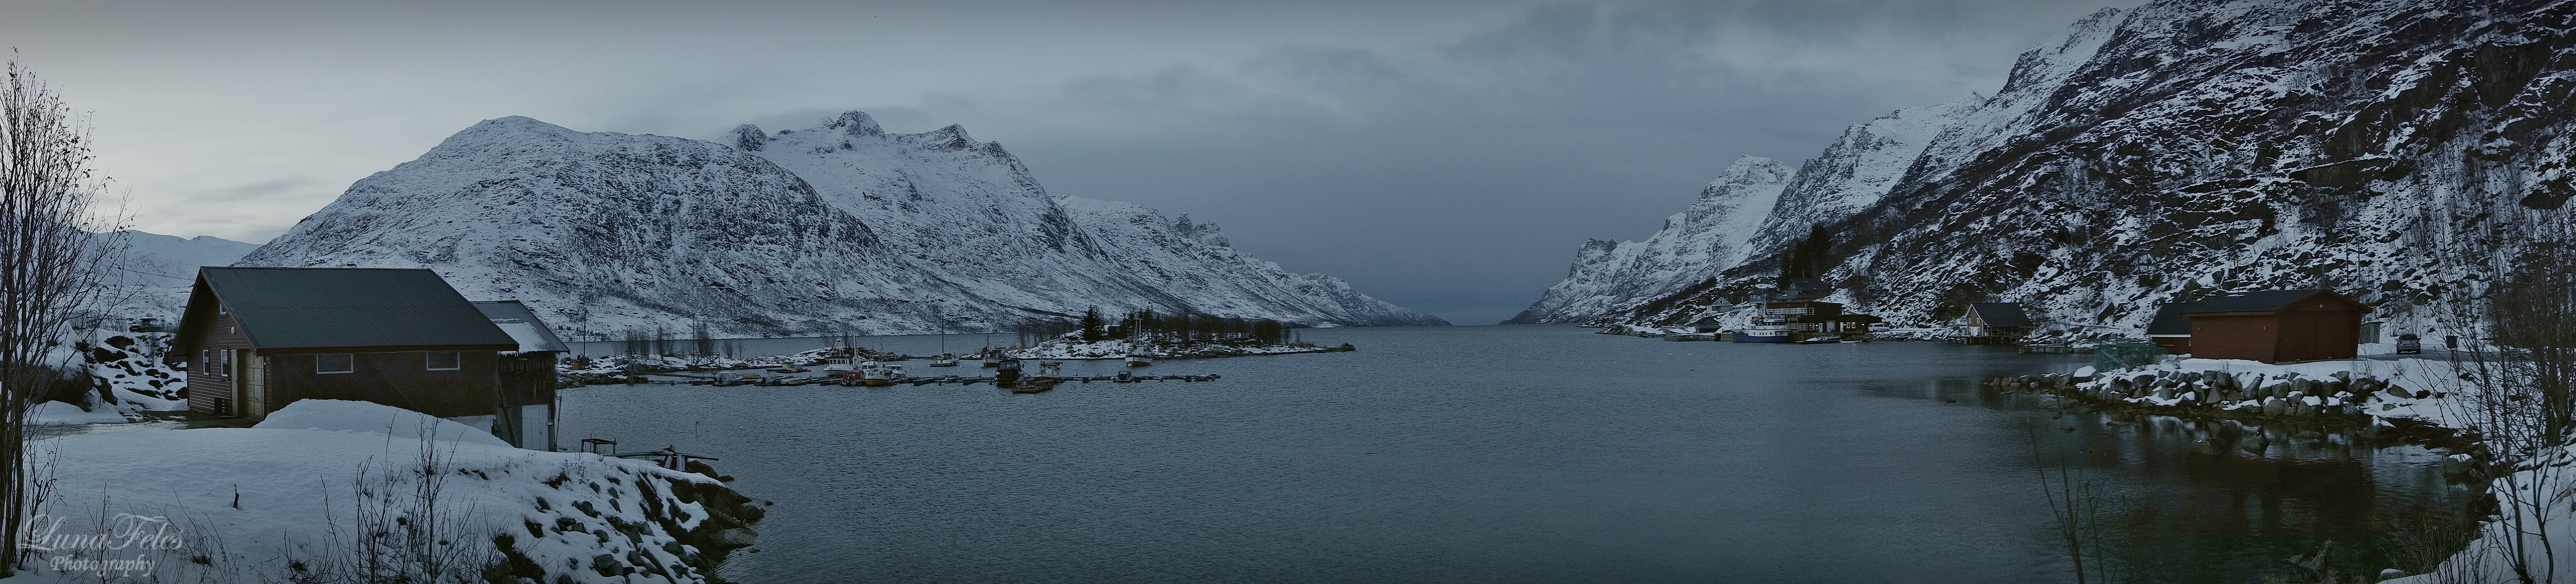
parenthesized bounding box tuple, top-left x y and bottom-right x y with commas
(551, 326, 2482, 583)
(1858, 379, 2483, 582)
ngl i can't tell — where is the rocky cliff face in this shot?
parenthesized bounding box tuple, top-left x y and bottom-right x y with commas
(237, 113, 1443, 337)
(1535, 0, 2576, 332)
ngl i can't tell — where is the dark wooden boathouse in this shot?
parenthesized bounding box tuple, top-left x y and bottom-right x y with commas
(1963, 302, 2031, 339)
(2177, 289, 2370, 363)
(172, 267, 562, 448)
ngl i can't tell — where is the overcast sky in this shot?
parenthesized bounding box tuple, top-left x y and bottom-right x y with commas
(8, 0, 2127, 325)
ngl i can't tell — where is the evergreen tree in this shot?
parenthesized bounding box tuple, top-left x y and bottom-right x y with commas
(1080, 307, 1105, 342)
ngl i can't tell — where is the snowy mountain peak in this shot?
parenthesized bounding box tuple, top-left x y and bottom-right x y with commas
(1503, 155, 1790, 324)
(1999, 7, 2123, 94)
(825, 110, 883, 136)
(1714, 156, 1788, 188)
(239, 114, 1443, 335)
(915, 124, 975, 150)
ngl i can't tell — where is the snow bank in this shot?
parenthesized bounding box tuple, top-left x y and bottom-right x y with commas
(251, 399, 512, 448)
(9, 413, 762, 582)
(25, 401, 128, 426)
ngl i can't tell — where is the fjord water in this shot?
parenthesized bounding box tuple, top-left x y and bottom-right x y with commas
(556, 325, 2474, 582)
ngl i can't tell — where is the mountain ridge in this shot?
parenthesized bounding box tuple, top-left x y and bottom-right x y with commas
(237, 113, 1445, 337)
(1521, 0, 2576, 333)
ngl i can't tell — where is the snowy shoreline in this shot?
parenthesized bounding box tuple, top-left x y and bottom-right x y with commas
(1009, 337, 1356, 360)
(10, 400, 765, 583)
(2003, 357, 2575, 583)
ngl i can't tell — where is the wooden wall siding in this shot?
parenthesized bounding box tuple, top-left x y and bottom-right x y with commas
(2276, 308, 2363, 362)
(263, 351, 500, 418)
(497, 354, 556, 408)
(2150, 337, 2192, 355)
(2190, 315, 2280, 363)
(184, 307, 253, 413)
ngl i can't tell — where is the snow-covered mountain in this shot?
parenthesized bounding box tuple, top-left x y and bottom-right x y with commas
(1526, 0, 2576, 332)
(235, 113, 1444, 337)
(1505, 156, 1787, 324)
(89, 230, 260, 321)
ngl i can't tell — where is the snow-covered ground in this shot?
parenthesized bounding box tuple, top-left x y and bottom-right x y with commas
(6, 399, 761, 583)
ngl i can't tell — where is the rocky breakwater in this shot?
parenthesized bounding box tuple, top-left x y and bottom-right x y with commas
(1991, 358, 2476, 446)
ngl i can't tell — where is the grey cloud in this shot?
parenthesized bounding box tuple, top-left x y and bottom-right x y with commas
(880, 0, 2128, 324)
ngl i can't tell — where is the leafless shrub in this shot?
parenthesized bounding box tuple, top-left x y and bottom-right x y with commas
(294, 427, 501, 583)
(0, 53, 128, 577)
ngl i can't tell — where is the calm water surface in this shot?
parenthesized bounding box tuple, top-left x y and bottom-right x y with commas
(557, 325, 2477, 582)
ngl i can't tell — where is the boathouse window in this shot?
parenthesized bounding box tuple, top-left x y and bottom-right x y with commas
(425, 352, 461, 371)
(317, 354, 354, 374)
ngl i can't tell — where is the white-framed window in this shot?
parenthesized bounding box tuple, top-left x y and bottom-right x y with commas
(316, 354, 354, 374)
(425, 352, 461, 371)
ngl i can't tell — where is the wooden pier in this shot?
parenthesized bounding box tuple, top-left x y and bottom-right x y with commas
(691, 374, 1223, 387)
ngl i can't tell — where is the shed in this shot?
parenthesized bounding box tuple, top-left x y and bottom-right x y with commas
(1963, 303, 2030, 338)
(473, 300, 569, 452)
(2146, 303, 2193, 354)
(173, 267, 557, 449)
(2179, 289, 2370, 363)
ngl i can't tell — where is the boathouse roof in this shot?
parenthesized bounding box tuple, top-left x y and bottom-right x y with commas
(472, 300, 571, 354)
(2146, 304, 2192, 337)
(179, 267, 517, 354)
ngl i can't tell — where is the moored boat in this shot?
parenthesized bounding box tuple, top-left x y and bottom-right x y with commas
(858, 360, 894, 386)
(1125, 352, 1152, 367)
(994, 357, 1023, 386)
(930, 352, 960, 367)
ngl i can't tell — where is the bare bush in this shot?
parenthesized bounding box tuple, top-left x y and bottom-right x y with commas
(0, 53, 124, 576)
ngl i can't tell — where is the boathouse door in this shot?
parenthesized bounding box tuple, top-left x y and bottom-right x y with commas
(232, 351, 266, 418)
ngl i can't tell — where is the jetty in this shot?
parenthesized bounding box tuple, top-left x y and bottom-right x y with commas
(688, 374, 1223, 386)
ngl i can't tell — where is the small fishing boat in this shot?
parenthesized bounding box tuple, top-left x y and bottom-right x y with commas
(858, 360, 894, 387)
(822, 357, 854, 376)
(1125, 350, 1153, 367)
(981, 348, 1003, 368)
(994, 357, 1023, 386)
(930, 352, 960, 367)
(1010, 360, 1059, 393)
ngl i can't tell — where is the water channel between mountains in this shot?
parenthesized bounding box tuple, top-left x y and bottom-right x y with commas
(557, 324, 2482, 583)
